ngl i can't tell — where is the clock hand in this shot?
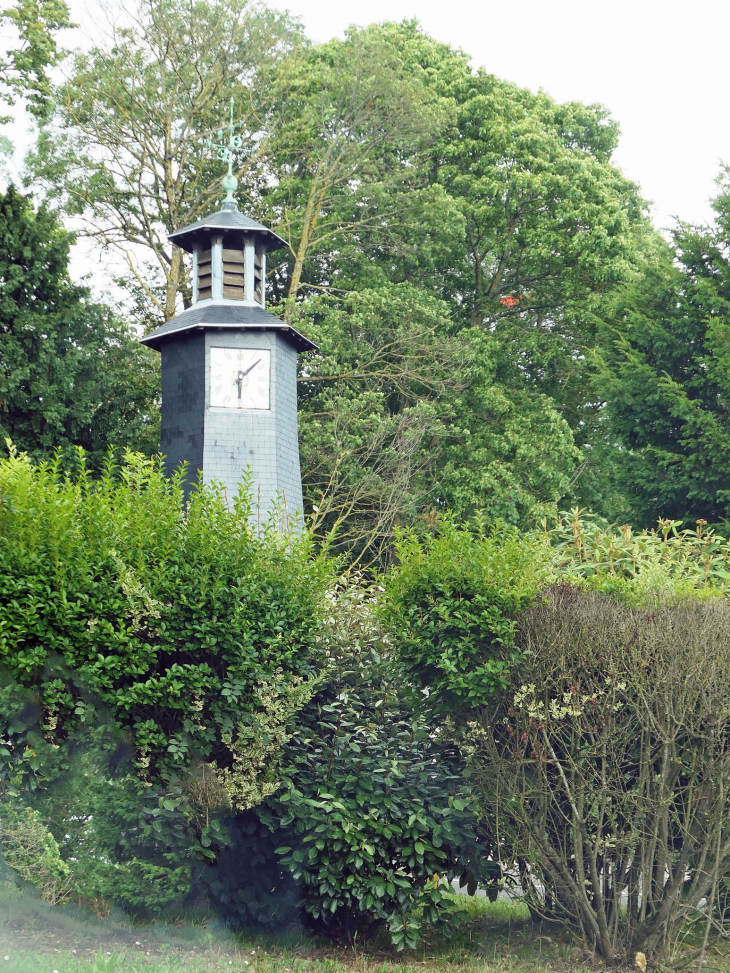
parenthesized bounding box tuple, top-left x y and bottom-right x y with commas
(234, 359, 262, 400)
(240, 358, 261, 379)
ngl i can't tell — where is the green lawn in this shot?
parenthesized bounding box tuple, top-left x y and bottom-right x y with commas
(1, 882, 723, 973)
(0, 883, 576, 973)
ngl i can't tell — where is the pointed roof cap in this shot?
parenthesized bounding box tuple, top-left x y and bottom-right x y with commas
(168, 201, 288, 254)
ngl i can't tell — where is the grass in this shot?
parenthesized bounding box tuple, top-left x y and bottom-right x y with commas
(0, 884, 582, 973)
(3, 883, 730, 973)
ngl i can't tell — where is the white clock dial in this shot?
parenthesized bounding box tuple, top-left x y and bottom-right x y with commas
(209, 347, 270, 410)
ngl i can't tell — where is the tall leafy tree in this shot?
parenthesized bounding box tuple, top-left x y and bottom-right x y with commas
(0, 184, 159, 464)
(592, 171, 730, 528)
(29, 0, 301, 320)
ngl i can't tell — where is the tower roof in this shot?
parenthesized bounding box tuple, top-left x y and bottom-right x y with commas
(139, 303, 317, 354)
(169, 201, 288, 254)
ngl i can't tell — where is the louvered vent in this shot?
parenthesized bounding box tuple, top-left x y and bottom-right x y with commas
(197, 248, 212, 300)
(222, 246, 245, 299)
(254, 252, 264, 305)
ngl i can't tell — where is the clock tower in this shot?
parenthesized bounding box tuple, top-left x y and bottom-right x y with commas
(140, 111, 315, 522)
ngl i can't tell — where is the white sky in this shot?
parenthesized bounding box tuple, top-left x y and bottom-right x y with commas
(271, 0, 730, 233)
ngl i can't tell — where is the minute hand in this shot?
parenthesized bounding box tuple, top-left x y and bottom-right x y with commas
(239, 358, 261, 379)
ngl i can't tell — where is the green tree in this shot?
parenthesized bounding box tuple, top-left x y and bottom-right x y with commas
(593, 175, 730, 528)
(363, 24, 651, 495)
(29, 0, 301, 320)
(0, 0, 71, 122)
(278, 22, 647, 546)
(0, 184, 159, 464)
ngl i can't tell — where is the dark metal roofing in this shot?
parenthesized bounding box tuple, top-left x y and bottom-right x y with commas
(168, 202, 288, 253)
(139, 303, 317, 354)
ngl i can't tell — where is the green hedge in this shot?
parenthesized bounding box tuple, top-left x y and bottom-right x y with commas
(0, 446, 332, 786)
(381, 518, 553, 711)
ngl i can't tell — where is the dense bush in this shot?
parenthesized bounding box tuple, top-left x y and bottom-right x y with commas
(465, 585, 730, 963)
(262, 584, 491, 948)
(0, 449, 491, 939)
(11, 443, 730, 957)
(0, 448, 332, 785)
(381, 518, 553, 711)
(0, 447, 333, 914)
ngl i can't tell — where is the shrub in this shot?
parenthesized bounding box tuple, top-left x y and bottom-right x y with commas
(0, 447, 332, 788)
(262, 582, 491, 948)
(464, 585, 730, 963)
(381, 517, 553, 711)
(0, 799, 71, 903)
(548, 507, 730, 601)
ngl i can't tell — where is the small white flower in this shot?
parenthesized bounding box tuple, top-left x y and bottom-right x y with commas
(136, 941, 141, 945)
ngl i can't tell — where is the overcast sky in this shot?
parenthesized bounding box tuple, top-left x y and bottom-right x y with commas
(270, 0, 729, 234)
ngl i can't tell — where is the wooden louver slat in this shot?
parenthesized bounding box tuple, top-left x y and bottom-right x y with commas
(197, 245, 213, 302)
(254, 252, 264, 305)
(222, 246, 245, 300)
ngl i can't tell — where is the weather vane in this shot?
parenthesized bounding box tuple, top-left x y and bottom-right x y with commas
(207, 97, 243, 204)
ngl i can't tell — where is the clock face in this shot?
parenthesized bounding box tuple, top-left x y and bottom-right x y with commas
(210, 347, 270, 410)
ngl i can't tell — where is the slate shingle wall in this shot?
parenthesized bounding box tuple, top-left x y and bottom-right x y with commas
(160, 331, 205, 495)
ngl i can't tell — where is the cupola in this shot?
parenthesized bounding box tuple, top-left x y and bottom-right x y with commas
(167, 200, 286, 308)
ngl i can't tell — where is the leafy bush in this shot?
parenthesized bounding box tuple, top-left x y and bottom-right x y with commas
(381, 518, 553, 710)
(0, 447, 332, 917)
(548, 507, 730, 601)
(465, 585, 730, 963)
(0, 447, 332, 787)
(0, 799, 71, 903)
(262, 583, 491, 949)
